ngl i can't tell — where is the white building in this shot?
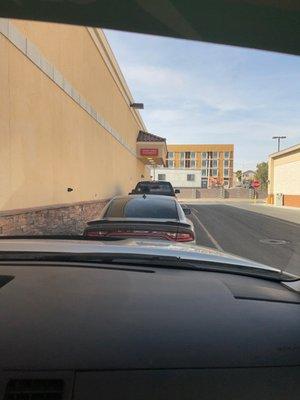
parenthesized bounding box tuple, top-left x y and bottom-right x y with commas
(152, 167, 229, 189)
(268, 143, 300, 207)
(153, 168, 202, 188)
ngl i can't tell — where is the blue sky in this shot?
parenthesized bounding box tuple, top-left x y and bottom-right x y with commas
(105, 29, 300, 170)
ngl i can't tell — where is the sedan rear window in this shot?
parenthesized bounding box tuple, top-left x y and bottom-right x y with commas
(135, 182, 174, 195)
(104, 197, 178, 219)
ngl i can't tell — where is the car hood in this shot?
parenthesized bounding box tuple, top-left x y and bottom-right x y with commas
(0, 238, 286, 272)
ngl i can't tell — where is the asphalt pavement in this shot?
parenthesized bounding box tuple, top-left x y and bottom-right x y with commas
(187, 203, 300, 275)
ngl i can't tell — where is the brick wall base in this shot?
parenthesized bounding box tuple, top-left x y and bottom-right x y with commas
(0, 199, 109, 236)
(175, 187, 268, 200)
(196, 188, 223, 198)
(283, 195, 300, 208)
(175, 188, 197, 199)
(226, 188, 250, 199)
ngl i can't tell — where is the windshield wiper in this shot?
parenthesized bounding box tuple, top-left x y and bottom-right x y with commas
(0, 251, 298, 282)
(103, 254, 298, 282)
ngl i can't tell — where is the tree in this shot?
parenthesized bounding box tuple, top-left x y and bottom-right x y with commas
(255, 162, 268, 189)
(236, 170, 242, 182)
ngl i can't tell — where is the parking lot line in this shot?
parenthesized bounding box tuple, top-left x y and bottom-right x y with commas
(190, 207, 224, 252)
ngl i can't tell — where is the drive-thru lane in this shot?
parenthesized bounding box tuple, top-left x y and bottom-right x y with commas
(187, 204, 300, 275)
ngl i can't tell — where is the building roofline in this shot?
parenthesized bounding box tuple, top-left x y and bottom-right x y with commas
(167, 144, 234, 150)
(269, 143, 300, 158)
(167, 144, 234, 146)
(87, 27, 147, 132)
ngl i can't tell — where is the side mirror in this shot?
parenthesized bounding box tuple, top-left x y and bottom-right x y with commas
(182, 207, 191, 215)
(175, 189, 180, 194)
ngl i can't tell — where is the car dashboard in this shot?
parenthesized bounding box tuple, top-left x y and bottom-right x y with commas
(0, 260, 299, 399)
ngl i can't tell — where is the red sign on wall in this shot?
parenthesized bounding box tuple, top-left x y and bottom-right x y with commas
(252, 180, 260, 188)
(140, 148, 158, 156)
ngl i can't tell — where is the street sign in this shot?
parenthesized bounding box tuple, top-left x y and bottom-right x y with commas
(252, 180, 260, 188)
(140, 148, 158, 156)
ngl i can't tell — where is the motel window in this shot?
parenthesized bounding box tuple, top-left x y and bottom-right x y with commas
(201, 179, 208, 188)
(212, 160, 218, 168)
(167, 160, 174, 168)
(187, 174, 195, 181)
(180, 160, 185, 167)
(224, 160, 229, 167)
(180, 152, 185, 159)
(201, 152, 207, 159)
(190, 152, 196, 159)
(158, 174, 166, 181)
(213, 152, 218, 159)
(190, 160, 196, 168)
(167, 152, 174, 159)
(201, 169, 207, 177)
(224, 169, 229, 177)
(212, 169, 218, 176)
(224, 152, 230, 159)
(202, 160, 208, 167)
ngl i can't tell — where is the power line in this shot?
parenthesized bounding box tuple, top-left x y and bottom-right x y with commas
(272, 136, 286, 152)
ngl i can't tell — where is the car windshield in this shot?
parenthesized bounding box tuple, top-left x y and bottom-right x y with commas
(0, 15, 299, 276)
(104, 197, 178, 219)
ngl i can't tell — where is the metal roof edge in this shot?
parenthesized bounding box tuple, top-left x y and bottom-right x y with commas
(269, 143, 300, 158)
(87, 27, 147, 132)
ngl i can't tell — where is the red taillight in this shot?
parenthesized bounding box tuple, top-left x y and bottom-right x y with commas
(85, 228, 194, 242)
(85, 230, 109, 238)
(176, 231, 195, 242)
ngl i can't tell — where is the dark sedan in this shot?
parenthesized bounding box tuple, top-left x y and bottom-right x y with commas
(84, 194, 194, 242)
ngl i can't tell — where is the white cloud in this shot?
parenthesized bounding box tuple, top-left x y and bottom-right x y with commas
(146, 108, 186, 124)
(125, 64, 186, 96)
(123, 62, 257, 113)
(193, 82, 250, 112)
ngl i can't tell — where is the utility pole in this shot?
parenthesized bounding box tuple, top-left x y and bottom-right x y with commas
(272, 136, 286, 152)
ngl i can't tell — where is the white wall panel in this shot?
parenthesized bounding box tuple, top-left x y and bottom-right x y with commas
(274, 160, 300, 195)
(153, 168, 202, 187)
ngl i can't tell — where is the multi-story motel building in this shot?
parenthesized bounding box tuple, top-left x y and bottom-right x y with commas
(153, 144, 234, 189)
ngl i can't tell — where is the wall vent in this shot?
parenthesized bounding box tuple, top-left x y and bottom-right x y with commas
(4, 379, 64, 400)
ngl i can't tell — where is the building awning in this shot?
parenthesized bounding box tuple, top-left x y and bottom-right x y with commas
(136, 131, 167, 166)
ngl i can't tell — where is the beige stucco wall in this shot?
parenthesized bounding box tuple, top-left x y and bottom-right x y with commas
(272, 150, 300, 196)
(12, 21, 144, 151)
(273, 161, 300, 195)
(0, 20, 148, 211)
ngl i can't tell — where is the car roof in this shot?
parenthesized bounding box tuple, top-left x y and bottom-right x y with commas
(136, 181, 172, 184)
(1, 1, 299, 56)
